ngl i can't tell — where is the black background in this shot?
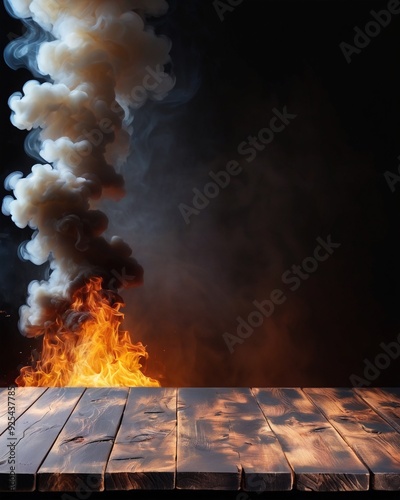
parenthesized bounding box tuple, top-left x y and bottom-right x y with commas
(0, 0, 400, 388)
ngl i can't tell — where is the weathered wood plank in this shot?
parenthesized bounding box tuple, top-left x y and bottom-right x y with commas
(305, 388, 400, 490)
(37, 388, 128, 492)
(105, 387, 177, 490)
(177, 388, 293, 491)
(0, 387, 83, 492)
(252, 388, 369, 491)
(227, 389, 293, 491)
(177, 388, 241, 490)
(355, 388, 400, 434)
(0, 388, 47, 435)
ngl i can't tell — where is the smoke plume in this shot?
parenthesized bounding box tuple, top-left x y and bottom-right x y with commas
(3, 0, 174, 339)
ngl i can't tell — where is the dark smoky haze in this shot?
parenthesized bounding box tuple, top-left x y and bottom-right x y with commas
(1, 0, 400, 387)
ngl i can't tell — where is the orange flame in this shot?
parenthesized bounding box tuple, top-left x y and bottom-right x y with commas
(16, 277, 159, 387)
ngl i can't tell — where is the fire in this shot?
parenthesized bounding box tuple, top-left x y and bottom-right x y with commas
(16, 278, 159, 387)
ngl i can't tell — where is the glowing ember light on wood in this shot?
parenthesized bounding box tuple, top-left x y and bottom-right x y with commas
(17, 278, 159, 387)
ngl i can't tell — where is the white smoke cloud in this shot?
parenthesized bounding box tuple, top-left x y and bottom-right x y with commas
(3, 0, 174, 337)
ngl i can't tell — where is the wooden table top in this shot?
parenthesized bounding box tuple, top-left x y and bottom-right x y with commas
(0, 387, 399, 493)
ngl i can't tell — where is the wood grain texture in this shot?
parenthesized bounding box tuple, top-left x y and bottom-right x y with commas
(177, 388, 241, 490)
(252, 388, 369, 492)
(0, 387, 83, 492)
(177, 388, 292, 491)
(37, 388, 128, 492)
(105, 387, 177, 490)
(0, 386, 398, 493)
(0, 388, 47, 435)
(305, 388, 400, 490)
(226, 388, 293, 491)
(355, 388, 400, 434)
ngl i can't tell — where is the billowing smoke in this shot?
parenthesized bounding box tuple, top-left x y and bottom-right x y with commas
(2, 0, 174, 338)
(3, 1, 392, 389)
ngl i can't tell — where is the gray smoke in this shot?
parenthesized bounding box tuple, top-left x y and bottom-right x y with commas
(3, 0, 174, 338)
